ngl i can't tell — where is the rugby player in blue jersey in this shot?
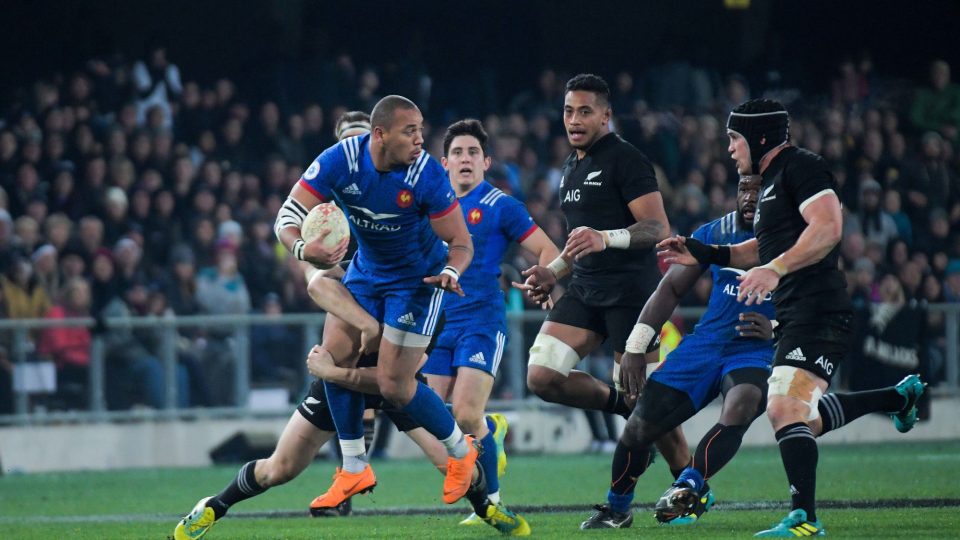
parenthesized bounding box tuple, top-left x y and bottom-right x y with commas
(580, 174, 773, 528)
(427, 119, 559, 531)
(276, 95, 480, 509)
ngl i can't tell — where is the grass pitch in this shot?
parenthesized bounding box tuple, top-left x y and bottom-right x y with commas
(1, 440, 958, 539)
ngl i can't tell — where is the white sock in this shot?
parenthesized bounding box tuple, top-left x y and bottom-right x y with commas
(339, 438, 367, 473)
(441, 425, 469, 458)
(488, 491, 501, 504)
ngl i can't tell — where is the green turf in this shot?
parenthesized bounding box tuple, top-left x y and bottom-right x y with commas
(1, 440, 958, 539)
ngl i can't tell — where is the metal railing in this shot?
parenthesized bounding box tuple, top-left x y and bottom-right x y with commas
(1, 304, 957, 425)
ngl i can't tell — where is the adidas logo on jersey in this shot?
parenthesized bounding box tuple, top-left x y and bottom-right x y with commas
(397, 312, 416, 326)
(343, 183, 362, 195)
(785, 348, 806, 362)
(468, 352, 486, 365)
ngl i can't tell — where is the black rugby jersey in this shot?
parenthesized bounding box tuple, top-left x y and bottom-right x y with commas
(753, 146, 851, 320)
(559, 132, 661, 305)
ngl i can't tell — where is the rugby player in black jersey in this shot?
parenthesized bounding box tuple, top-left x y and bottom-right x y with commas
(658, 98, 925, 538)
(513, 73, 691, 484)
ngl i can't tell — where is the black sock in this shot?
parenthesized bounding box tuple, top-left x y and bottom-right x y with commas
(208, 460, 267, 518)
(605, 385, 632, 419)
(610, 441, 653, 495)
(817, 389, 905, 436)
(693, 423, 749, 480)
(465, 462, 490, 516)
(775, 423, 818, 522)
(670, 462, 689, 480)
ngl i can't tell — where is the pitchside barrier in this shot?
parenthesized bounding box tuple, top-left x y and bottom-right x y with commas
(0, 305, 957, 426)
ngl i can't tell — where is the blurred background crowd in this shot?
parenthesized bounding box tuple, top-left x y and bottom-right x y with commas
(0, 37, 958, 414)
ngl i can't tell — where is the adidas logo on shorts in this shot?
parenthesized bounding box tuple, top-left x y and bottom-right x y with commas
(468, 352, 486, 365)
(397, 312, 416, 326)
(785, 348, 806, 362)
(343, 183, 362, 195)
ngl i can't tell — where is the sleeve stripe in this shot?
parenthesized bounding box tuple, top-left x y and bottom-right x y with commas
(288, 198, 308, 217)
(798, 188, 836, 214)
(517, 223, 539, 242)
(298, 178, 326, 201)
(429, 199, 460, 219)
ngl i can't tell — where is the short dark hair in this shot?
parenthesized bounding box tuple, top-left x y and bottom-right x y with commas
(334, 110, 371, 140)
(732, 98, 786, 115)
(443, 119, 488, 156)
(370, 95, 418, 130)
(565, 74, 610, 105)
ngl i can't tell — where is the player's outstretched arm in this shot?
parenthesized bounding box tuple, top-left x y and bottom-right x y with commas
(658, 236, 759, 269)
(514, 227, 563, 309)
(736, 193, 841, 306)
(275, 183, 348, 267)
(306, 269, 381, 355)
(425, 208, 473, 296)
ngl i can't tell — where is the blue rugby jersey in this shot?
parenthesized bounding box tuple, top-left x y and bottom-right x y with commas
(446, 182, 537, 321)
(298, 134, 459, 282)
(687, 212, 777, 352)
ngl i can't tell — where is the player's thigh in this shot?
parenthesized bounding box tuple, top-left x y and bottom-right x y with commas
(718, 366, 770, 424)
(321, 313, 363, 366)
(649, 337, 724, 411)
(421, 327, 458, 392)
(541, 292, 606, 357)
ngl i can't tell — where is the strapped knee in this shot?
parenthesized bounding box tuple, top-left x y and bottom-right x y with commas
(767, 366, 823, 422)
(527, 334, 580, 377)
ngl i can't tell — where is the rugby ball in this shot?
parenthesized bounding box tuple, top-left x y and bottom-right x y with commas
(301, 202, 350, 268)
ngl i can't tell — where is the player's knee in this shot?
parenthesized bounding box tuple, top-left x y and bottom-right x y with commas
(526, 334, 580, 398)
(451, 404, 485, 435)
(620, 416, 656, 449)
(377, 373, 412, 406)
(766, 366, 822, 425)
(259, 456, 298, 487)
(526, 365, 563, 401)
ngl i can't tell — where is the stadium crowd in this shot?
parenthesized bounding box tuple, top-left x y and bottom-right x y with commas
(1, 46, 958, 413)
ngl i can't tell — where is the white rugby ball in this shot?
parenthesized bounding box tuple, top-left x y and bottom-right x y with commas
(301, 203, 350, 268)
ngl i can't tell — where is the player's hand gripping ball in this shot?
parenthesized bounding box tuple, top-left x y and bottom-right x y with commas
(301, 203, 350, 269)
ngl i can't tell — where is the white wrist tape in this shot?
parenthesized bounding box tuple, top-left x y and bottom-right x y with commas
(546, 256, 569, 277)
(612, 362, 623, 391)
(292, 239, 306, 261)
(440, 265, 460, 281)
(624, 323, 656, 354)
(759, 257, 788, 277)
(603, 229, 631, 249)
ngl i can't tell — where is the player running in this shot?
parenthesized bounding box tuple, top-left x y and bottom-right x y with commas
(658, 98, 925, 537)
(275, 95, 479, 512)
(581, 174, 774, 529)
(513, 74, 691, 478)
(423, 119, 558, 528)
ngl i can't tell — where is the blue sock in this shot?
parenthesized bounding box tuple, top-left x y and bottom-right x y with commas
(400, 381, 457, 441)
(677, 467, 705, 492)
(485, 415, 496, 433)
(479, 430, 500, 495)
(322, 381, 365, 440)
(607, 489, 634, 514)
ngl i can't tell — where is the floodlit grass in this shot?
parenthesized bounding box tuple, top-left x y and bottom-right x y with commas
(1, 440, 958, 539)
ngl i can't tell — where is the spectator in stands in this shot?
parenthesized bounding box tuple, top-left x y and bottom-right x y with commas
(36, 277, 92, 409)
(849, 178, 899, 247)
(910, 60, 960, 140)
(195, 238, 251, 405)
(132, 43, 182, 129)
(945, 260, 960, 303)
(32, 244, 60, 303)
